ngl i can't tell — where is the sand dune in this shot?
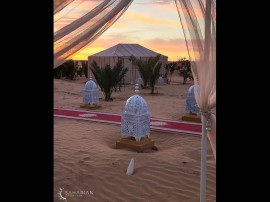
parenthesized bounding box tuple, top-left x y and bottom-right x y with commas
(54, 74, 216, 202)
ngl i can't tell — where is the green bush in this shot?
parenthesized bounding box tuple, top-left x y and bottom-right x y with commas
(165, 62, 177, 84)
(178, 58, 193, 84)
(53, 66, 63, 79)
(82, 61, 88, 78)
(132, 55, 162, 94)
(77, 68, 83, 77)
(90, 60, 128, 101)
(57, 60, 76, 80)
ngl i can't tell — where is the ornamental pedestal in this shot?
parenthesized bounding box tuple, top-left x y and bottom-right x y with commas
(117, 84, 155, 152)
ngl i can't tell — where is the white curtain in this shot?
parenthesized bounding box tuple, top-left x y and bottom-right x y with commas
(175, 0, 216, 202)
(54, 0, 134, 68)
(175, 0, 216, 157)
(54, 0, 75, 14)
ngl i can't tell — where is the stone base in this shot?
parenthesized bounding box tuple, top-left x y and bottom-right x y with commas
(80, 104, 102, 110)
(182, 113, 201, 123)
(116, 137, 155, 153)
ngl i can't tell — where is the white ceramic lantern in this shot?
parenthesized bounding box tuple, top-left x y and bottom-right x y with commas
(121, 84, 151, 141)
(185, 85, 200, 114)
(82, 75, 99, 105)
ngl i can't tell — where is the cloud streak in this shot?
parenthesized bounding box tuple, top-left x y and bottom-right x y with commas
(143, 38, 189, 60)
(55, 0, 190, 61)
(126, 12, 180, 27)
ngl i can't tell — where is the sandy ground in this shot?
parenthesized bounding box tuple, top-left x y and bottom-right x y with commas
(54, 73, 216, 202)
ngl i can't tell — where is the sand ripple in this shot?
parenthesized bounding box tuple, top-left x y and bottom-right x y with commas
(54, 118, 216, 202)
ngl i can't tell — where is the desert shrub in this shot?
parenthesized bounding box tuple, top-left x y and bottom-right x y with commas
(178, 58, 193, 84)
(82, 61, 88, 78)
(132, 54, 162, 94)
(90, 60, 128, 101)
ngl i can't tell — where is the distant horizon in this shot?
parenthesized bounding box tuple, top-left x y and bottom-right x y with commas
(72, 42, 189, 62)
(72, 58, 189, 63)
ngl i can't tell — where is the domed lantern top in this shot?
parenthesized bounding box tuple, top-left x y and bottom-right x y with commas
(123, 85, 150, 115)
(121, 84, 151, 141)
(82, 74, 99, 105)
(185, 85, 200, 114)
(157, 76, 164, 86)
(187, 85, 195, 96)
(85, 79, 97, 90)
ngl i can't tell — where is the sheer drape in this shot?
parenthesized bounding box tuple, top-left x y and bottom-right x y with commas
(54, 0, 75, 14)
(54, 0, 134, 68)
(175, 0, 216, 158)
(175, 1, 216, 202)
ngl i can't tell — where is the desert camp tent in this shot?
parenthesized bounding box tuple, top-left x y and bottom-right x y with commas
(88, 43, 168, 84)
(55, 1, 216, 201)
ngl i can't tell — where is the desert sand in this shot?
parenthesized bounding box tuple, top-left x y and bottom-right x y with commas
(54, 73, 216, 202)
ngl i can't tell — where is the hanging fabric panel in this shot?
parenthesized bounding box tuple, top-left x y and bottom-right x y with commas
(54, 0, 134, 68)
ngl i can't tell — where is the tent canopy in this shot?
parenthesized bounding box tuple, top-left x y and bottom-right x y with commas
(88, 43, 168, 83)
(90, 43, 166, 57)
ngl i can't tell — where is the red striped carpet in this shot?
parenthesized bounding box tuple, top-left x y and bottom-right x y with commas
(54, 108, 202, 135)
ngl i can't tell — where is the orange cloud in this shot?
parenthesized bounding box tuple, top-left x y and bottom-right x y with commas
(58, 0, 200, 62)
(72, 46, 104, 60)
(126, 12, 180, 27)
(143, 38, 189, 61)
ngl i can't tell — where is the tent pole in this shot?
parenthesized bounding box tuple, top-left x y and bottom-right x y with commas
(200, 114, 207, 202)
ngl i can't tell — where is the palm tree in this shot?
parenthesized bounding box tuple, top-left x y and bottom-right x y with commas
(131, 56, 150, 88)
(149, 61, 162, 94)
(165, 62, 177, 84)
(112, 59, 128, 92)
(58, 59, 78, 80)
(90, 60, 128, 101)
(81, 61, 88, 78)
(133, 54, 162, 94)
(178, 58, 193, 84)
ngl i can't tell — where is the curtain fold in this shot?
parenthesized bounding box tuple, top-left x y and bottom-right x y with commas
(54, 0, 134, 68)
(175, 1, 216, 202)
(54, 0, 75, 14)
(54, 0, 112, 42)
(175, 0, 216, 159)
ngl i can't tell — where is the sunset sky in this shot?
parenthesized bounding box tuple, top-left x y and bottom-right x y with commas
(54, 0, 190, 62)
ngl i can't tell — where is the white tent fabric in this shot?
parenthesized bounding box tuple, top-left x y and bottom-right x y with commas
(175, 0, 216, 202)
(88, 43, 168, 83)
(54, 0, 134, 68)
